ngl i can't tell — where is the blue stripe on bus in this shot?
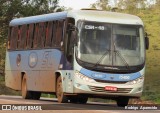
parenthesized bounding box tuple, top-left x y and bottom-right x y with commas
(80, 68, 141, 81)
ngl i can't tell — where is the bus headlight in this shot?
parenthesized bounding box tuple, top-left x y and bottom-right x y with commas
(75, 71, 95, 83)
(126, 76, 144, 85)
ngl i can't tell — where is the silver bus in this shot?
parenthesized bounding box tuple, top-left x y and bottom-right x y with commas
(5, 9, 149, 106)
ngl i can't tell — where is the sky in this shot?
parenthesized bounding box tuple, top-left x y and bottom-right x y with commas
(59, 0, 98, 10)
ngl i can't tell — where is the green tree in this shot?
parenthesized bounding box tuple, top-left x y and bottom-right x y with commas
(117, 0, 146, 14)
(155, 0, 160, 9)
(91, 0, 111, 10)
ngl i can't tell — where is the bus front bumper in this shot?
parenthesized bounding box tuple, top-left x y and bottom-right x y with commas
(73, 82, 143, 98)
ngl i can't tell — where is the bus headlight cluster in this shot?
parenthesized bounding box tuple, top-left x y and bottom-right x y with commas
(75, 71, 95, 82)
(126, 76, 144, 85)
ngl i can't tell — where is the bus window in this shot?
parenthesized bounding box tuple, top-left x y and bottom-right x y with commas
(17, 26, 21, 49)
(113, 25, 139, 50)
(19, 25, 27, 49)
(27, 24, 34, 49)
(56, 21, 64, 46)
(33, 24, 39, 48)
(45, 21, 53, 47)
(52, 20, 64, 47)
(38, 22, 46, 48)
(51, 21, 57, 47)
(10, 26, 18, 50)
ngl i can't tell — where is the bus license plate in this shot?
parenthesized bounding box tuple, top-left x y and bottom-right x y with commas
(105, 86, 117, 91)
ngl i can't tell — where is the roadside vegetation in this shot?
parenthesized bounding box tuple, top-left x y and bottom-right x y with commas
(0, 0, 160, 104)
(140, 9, 160, 103)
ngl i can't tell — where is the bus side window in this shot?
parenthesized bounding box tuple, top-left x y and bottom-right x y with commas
(10, 26, 18, 50)
(51, 21, 57, 47)
(56, 21, 64, 47)
(7, 27, 12, 50)
(17, 26, 21, 49)
(45, 21, 53, 47)
(52, 20, 64, 47)
(38, 22, 46, 48)
(33, 23, 39, 48)
(27, 24, 34, 49)
(19, 25, 27, 49)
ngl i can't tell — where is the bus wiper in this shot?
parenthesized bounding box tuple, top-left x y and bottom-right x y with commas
(113, 43, 130, 69)
(114, 50, 130, 69)
(92, 50, 110, 68)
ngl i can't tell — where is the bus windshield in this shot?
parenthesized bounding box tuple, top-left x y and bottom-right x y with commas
(77, 21, 145, 71)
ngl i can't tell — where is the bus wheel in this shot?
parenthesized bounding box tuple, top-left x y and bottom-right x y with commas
(116, 97, 129, 107)
(21, 75, 32, 99)
(32, 91, 41, 100)
(56, 76, 68, 103)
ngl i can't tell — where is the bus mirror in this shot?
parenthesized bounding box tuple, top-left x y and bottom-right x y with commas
(71, 31, 78, 46)
(145, 33, 149, 50)
(68, 24, 77, 31)
(70, 26, 76, 31)
(68, 24, 78, 46)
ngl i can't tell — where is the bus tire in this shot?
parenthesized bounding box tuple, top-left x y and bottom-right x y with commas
(56, 76, 68, 103)
(116, 97, 129, 107)
(32, 91, 41, 100)
(21, 74, 32, 99)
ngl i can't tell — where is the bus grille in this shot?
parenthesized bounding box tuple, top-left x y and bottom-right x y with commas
(95, 79, 128, 84)
(89, 86, 132, 93)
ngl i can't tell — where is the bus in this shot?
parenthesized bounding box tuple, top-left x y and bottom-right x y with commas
(5, 9, 149, 107)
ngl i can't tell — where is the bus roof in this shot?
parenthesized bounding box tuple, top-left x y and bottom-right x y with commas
(9, 11, 67, 26)
(9, 10, 143, 26)
(67, 10, 143, 25)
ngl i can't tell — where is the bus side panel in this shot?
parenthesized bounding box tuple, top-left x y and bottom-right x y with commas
(5, 71, 21, 90)
(56, 70, 74, 93)
(5, 49, 61, 92)
(39, 71, 56, 92)
(22, 49, 61, 92)
(5, 52, 21, 90)
(27, 71, 56, 92)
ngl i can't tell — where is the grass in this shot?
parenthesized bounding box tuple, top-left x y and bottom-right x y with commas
(41, 94, 55, 98)
(139, 9, 160, 104)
